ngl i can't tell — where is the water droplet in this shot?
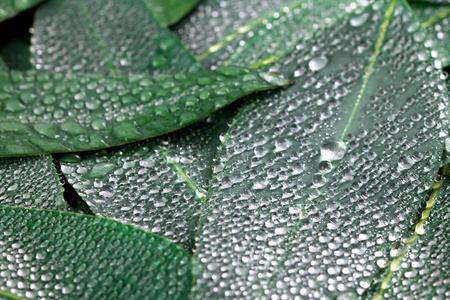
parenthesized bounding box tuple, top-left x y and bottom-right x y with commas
(320, 140, 347, 161)
(350, 13, 370, 27)
(308, 56, 328, 71)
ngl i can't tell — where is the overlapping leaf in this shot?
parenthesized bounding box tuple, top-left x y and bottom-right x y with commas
(58, 108, 235, 252)
(174, 0, 374, 69)
(0, 206, 191, 299)
(0, 0, 43, 22)
(0, 67, 287, 157)
(0, 58, 65, 211)
(190, 0, 449, 298)
(31, 0, 201, 75)
(411, 2, 450, 67)
(147, 0, 199, 26)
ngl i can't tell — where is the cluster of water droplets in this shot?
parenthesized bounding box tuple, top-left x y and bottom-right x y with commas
(31, 0, 199, 75)
(191, 1, 448, 298)
(0, 206, 191, 299)
(0, 155, 65, 210)
(381, 180, 450, 299)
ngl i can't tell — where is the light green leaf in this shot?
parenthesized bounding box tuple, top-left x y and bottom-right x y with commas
(191, 0, 449, 298)
(146, 0, 199, 26)
(31, 0, 201, 75)
(0, 155, 65, 210)
(174, 0, 373, 69)
(0, 0, 43, 23)
(0, 67, 288, 157)
(410, 2, 450, 67)
(0, 205, 191, 299)
(369, 169, 450, 299)
(59, 108, 235, 252)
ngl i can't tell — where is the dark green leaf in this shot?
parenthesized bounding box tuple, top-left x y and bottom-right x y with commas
(410, 0, 450, 4)
(0, 38, 32, 71)
(410, 2, 450, 67)
(0, 67, 288, 157)
(0, 0, 42, 23)
(190, 1, 449, 298)
(146, 0, 199, 26)
(0, 206, 191, 299)
(32, 0, 201, 75)
(59, 108, 234, 252)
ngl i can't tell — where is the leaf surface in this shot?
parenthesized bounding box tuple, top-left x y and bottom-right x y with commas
(0, 67, 288, 157)
(0, 155, 65, 210)
(0, 206, 191, 299)
(174, 0, 373, 69)
(58, 109, 234, 252)
(411, 2, 450, 67)
(146, 0, 199, 26)
(0, 0, 42, 23)
(369, 172, 450, 299)
(31, 0, 201, 75)
(191, 1, 449, 298)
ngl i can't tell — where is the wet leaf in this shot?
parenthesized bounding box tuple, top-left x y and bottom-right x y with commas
(31, 0, 201, 75)
(59, 109, 234, 252)
(174, 0, 373, 69)
(0, 0, 42, 23)
(146, 0, 199, 26)
(0, 58, 65, 211)
(191, 1, 449, 298)
(0, 38, 32, 71)
(0, 155, 65, 210)
(368, 169, 450, 299)
(410, 2, 450, 67)
(0, 67, 288, 157)
(0, 205, 191, 299)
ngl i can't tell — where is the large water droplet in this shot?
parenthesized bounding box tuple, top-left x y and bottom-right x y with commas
(350, 13, 370, 27)
(308, 56, 328, 71)
(320, 140, 347, 161)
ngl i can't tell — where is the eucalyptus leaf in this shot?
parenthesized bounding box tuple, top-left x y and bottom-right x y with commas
(0, 206, 191, 299)
(146, 0, 199, 26)
(0, 67, 288, 157)
(59, 109, 234, 252)
(0, 0, 42, 23)
(411, 2, 450, 67)
(190, 0, 449, 298)
(31, 0, 201, 76)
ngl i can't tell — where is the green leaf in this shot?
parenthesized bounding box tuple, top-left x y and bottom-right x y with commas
(31, 0, 201, 75)
(410, 0, 450, 4)
(0, 0, 43, 23)
(410, 2, 450, 67)
(0, 67, 288, 157)
(0, 155, 65, 210)
(172, 0, 292, 57)
(173, 0, 371, 69)
(58, 108, 235, 252)
(0, 38, 32, 71)
(146, 0, 199, 26)
(0, 205, 191, 299)
(368, 170, 450, 299)
(190, 0, 449, 298)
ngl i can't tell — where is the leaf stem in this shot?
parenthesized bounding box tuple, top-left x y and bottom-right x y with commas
(340, 0, 397, 140)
